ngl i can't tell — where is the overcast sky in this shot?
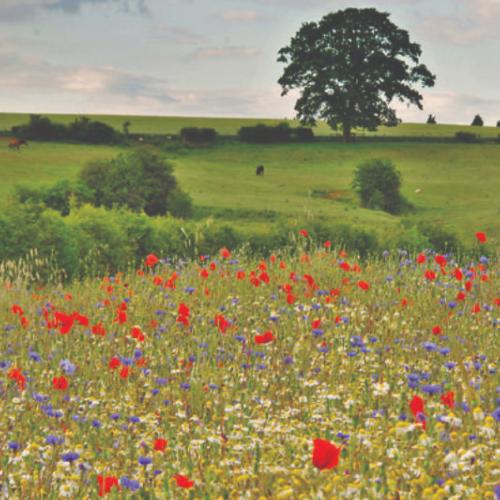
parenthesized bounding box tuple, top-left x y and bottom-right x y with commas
(0, 0, 499, 124)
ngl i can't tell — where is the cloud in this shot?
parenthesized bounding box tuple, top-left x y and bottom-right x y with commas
(0, 0, 149, 21)
(221, 10, 262, 22)
(192, 46, 261, 59)
(153, 25, 208, 45)
(393, 90, 500, 125)
(417, 0, 500, 44)
(0, 50, 174, 104)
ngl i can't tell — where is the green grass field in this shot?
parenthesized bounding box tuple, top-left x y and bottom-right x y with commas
(1, 112, 499, 138)
(1, 135, 499, 241)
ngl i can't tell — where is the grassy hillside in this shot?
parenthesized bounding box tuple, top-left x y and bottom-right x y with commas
(1, 137, 499, 240)
(1, 112, 499, 138)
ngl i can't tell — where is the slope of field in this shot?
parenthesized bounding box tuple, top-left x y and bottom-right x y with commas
(1, 138, 499, 240)
(1, 112, 499, 138)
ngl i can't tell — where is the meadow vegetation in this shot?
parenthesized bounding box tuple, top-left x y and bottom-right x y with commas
(0, 241, 497, 497)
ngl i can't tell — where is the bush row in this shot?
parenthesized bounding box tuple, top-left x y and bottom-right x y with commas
(0, 201, 479, 283)
(12, 115, 119, 144)
(238, 123, 314, 143)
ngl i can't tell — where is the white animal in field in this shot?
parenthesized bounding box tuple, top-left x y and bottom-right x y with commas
(415, 188, 422, 194)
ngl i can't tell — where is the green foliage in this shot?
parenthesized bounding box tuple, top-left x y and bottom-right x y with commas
(67, 116, 117, 144)
(238, 123, 292, 143)
(455, 131, 478, 143)
(277, 8, 435, 140)
(11, 114, 118, 144)
(427, 114, 437, 124)
(496, 120, 500, 127)
(471, 114, 484, 126)
(417, 222, 462, 254)
(352, 159, 410, 214)
(12, 114, 67, 141)
(238, 123, 314, 143)
(78, 150, 192, 217)
(180, 127, 217, 144)
(166, 188, 194, 219)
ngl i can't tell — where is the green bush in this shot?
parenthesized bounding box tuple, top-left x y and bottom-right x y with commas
(417, 222, 462, 254)
(455, 131, 478, 143)
(294, 127, 314, 141)
(78, 150, 192, 217)
(352, 159, 411, 215)
(180, 127, 217, 144)
(11, 114, 119, 144)
(238, 123, 292, 143)
(67, 116, 117, 144)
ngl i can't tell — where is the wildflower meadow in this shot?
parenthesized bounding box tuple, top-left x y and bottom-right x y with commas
(0, 232, 498, 499)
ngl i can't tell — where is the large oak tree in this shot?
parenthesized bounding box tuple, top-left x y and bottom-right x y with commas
(278, 8, 436, 141)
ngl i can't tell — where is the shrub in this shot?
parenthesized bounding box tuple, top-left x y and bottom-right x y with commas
(426, 114, 437, 124)
(180, 127, 217, 144)
(496, 120, 500, 127)
(67, 117, 117, 144)
(455, 131, 478, 143)
(417, 223, 462, 254)
(166, 188, 194, 219)
(238, 123, 292, 143)
(12, 114, 66, 141)
(78, 150, 188, 217)
(352, 159, 411, 215)
(294, 127, 314, 141)
(471, 114, 483, 126)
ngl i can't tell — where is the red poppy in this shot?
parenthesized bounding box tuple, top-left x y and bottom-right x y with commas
(214, 314, 230, 333)
(416, 253, 426, 264)
(11, 304, 24, 316)
(72, 312, 89, 326)
(471, 303, 481, 314)
(109, 357, 121, 369)
(432, 325, 442, 335)
(312, 319, 321, 329)
(92, 323, 106, 336)
(475, 231, 487, 243)
(409, 395, 426, 429)
(312, 438, 341, 470)
(357, 280, 370, 291)
(236, 270, 246, 280)
(220, 247, 231, 259)
(440, 391, 455, 409)
(55, 311, 74, 335)
(200, 268, 209, 278)
(259, 271, 270, 284)
(119, 367, 130, 379)
(174, 474, 194, 488)
(145, 254, 159, 267)
(424, 270, 436, 281)
(20, 316, 29, 328)
(298, 229, 309, 237)
(339, 262, 350, 271)
(8, 367, 26, 391)
(254, 331, 274, 344)
(154, 438, 168, 451)
(53, 376, 69, 391)
(97, 475, 120, 497)
(114, 309, 127, 325)
(131, 326, 145, 342)
(286, 293, 296, 304)
(453, 268, 463, 281)
(456, 291, 466, 301)
(435, 255, 447, 267)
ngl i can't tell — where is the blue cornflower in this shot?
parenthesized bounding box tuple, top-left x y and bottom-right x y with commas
(61, 452, 80, 463)
(46, 435, 64, 446)
(138, 456, 152, 466)
(60, 359, 76, 375)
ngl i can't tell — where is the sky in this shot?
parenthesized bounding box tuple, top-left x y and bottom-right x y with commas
(0, 0, 499, 124)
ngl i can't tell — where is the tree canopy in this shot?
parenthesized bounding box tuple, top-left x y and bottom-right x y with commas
(278, 8, 436, 141)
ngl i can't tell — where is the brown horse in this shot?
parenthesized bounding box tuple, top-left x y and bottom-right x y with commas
(8, 138, 28, 150)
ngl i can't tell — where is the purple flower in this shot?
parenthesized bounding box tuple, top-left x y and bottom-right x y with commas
(46, 435, 64, 446)
(138, 456, 152, 466)
(60, 359, 76, 375)
(8, 441, 20, 451)
(61, 452, 80, 463)
(492, 407, 500, 423)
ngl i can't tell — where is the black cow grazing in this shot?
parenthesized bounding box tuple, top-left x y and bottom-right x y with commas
(256, 165, 264, 176)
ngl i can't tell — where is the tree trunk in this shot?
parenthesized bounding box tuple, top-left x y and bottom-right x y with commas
(342, 123, 352, 143)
